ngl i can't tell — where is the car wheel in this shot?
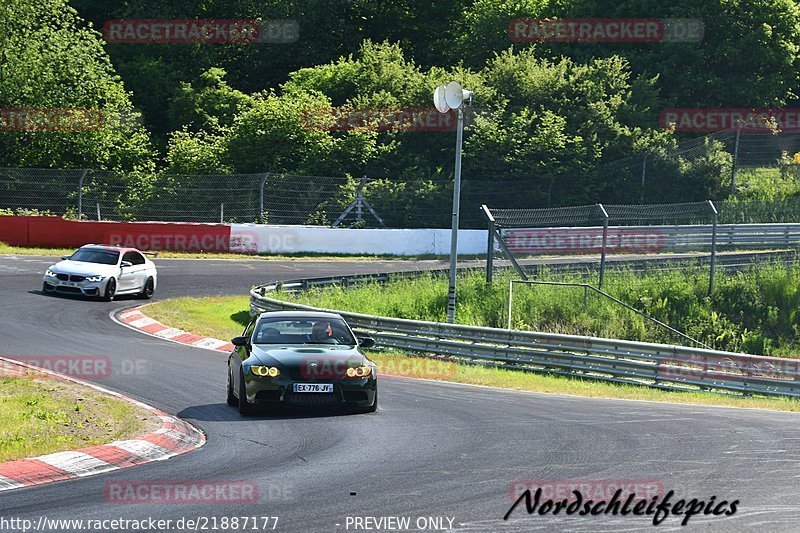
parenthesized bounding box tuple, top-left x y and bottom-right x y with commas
(103, 278, 117, 302)
(226, 364, 237, 406)
(42, 282, 52, 294)
(139, 277, 155, 299)
(238, 368, 254, 416)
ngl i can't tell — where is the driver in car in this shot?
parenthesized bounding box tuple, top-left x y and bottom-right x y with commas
(309, 321, 334, 343)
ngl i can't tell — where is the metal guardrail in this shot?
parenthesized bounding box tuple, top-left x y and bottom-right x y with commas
(249, 259, 800, 399)
(502, 223, 800, 253)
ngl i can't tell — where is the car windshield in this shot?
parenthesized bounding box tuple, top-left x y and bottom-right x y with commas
(253, 317, 357, 345)
(68, 248, 120, 265)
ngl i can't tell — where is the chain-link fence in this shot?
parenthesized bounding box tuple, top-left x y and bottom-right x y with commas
(484, 201, 725, 293)
(1, 130, 799, 228)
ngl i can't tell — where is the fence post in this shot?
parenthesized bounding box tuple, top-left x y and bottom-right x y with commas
(598, 204, 609, 289)
(729, 124, 742, 195)
(640, 152, 649, 203)
(220, 203, 224, 223)
(77, 169, 87, 220)
(481, 204, 495, 284)
(507, 280, 514, 329)
(96, 203, 101, 221)
(708, 200, 718, 295)
(259, 173, 269, 224)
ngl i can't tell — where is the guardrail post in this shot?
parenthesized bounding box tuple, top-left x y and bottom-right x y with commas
(77, 169, 87, 220)
(708, 200, 718, 295)
(598, 204, 609, 289)
(481, 205, 495, 284)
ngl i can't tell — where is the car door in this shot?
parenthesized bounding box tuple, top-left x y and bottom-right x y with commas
(120, 251, 147, 292)
(233, 318, 256, 389)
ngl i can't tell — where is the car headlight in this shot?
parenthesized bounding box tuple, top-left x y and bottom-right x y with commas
(345, 366, 372, 378)
(251, 365, 280, 377)
(85, 275, 104, 282)
(45, 269, 56, 277)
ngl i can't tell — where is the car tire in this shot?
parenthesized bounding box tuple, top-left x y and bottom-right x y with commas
(226, 364, 237, 406)
(42, 282, 52, 294)
(238, 368, 254, 416)
(139, 277, 155, 299)
(103, 278, 116, 302)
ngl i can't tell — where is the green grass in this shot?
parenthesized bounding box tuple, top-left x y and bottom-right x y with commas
(0, 375, 159, 462)
(144, 294, 800, 412)
(735, 167, 800, 201)
(278, 267, 800, 357)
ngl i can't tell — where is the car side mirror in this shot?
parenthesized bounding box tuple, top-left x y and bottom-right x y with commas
(61, 255, 71, 260)
(231, 336, 250, 347)
(358, 337, 376, 348)
(121, 261, 133, 268)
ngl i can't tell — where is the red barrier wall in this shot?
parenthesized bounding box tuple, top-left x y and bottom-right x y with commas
(1, 217, 232, 252)
(0, 216, 29, 246)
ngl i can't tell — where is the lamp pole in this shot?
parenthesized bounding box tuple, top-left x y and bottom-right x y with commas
(434, 81, 472, 324)
(446, 107, 464, 323)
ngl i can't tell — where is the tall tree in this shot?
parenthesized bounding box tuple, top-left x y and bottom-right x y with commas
(0, 0, 154, 170)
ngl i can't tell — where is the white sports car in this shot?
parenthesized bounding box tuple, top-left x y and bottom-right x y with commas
(42, 244, 157, 301)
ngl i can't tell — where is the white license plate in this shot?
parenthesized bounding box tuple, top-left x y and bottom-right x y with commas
(293, 383, 333, 393)
(61, 281, 76, 287)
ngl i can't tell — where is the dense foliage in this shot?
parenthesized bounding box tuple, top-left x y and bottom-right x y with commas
(2, 0, 799, 211)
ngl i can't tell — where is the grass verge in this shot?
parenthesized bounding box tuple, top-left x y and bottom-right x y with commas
(144, 296, 800, 412)
(0, 369, 161, 462)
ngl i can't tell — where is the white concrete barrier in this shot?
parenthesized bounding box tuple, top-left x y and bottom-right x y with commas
(229, 224, 487, 256)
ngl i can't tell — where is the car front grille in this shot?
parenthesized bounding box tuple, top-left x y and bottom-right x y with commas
(69, 275, 85, 282)
(56, 286, 82, 294)
(56, 274, 69, 281)
(284, 393, 340, 406)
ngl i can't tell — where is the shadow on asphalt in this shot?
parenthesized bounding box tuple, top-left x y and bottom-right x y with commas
(178, 403, 373, 421)
(30, 289, 142, 302)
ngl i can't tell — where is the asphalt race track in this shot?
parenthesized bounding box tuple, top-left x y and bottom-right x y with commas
(1, 254, 800, 532)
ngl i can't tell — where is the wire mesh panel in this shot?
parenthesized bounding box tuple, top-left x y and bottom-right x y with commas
(0, 168, 85, 216)
(491, 204, 605, 228)
(604, 201, 714, 226)
(483, 201, 723, 296)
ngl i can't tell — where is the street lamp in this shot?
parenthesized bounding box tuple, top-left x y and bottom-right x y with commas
(434, 81, 473, 324)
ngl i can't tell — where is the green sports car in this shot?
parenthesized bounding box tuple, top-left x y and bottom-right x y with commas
(227, 311, 378, 415)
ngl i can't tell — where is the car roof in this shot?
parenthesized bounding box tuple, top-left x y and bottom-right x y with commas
(256, 310, 344, 320)
(80, 244, 140, 254)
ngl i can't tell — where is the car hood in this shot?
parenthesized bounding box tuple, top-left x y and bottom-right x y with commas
(49, 260, 119, 276)
(250, 345, 365, 368)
